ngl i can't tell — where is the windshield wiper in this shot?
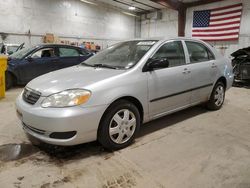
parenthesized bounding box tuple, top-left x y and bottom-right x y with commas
(93, 63, 119, 69)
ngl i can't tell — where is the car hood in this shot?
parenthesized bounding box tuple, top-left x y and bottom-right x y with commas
(7, 58, 21, 66)
(27, 65, 126, 96)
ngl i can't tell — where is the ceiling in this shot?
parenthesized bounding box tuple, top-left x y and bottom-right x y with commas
(95, 0, 166, 13)
(80, 0, 201, 13)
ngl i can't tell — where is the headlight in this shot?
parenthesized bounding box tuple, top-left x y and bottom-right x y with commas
(41, 89, 91, 108)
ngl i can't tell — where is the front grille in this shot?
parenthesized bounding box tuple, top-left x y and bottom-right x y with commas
(22, 88, 41, 105)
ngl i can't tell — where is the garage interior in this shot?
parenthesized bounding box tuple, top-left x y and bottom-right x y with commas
(0, 0, 250, 188)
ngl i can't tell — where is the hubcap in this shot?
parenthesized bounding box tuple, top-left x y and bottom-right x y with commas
(214, 85, 224, 106)
(109, 109, 136, 144)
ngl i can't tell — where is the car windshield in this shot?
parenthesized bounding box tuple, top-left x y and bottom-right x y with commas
(82, 40, 158, 69)
(9, 47, 34, 59)
(7, 46, 19, 54)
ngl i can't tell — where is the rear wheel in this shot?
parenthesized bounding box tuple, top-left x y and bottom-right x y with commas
(98, 100, 140, 150)
(207, 82, 225, 110)
(5, 72, 13, 90)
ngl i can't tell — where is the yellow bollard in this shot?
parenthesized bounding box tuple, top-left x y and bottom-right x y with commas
(0, 55, 8, 99)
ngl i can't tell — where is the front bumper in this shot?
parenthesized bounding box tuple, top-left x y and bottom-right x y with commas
(16, 94, 108, 146)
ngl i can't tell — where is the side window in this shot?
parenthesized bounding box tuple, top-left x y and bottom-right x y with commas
(185, 41, 214, 63)
(152, 41, 185, 67)
(208, 49, 215, 60)
(80, 49, 89, 56)
(59, 48, 79, 57)
(31, 48, 55, 58)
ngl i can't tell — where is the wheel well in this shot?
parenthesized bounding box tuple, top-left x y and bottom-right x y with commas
(217, 77, 227, 88)
(105, 96, 144, 124)
(117, 96, 143, 123)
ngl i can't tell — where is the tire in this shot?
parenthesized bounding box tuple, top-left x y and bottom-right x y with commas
(207, 81, 225, 110)
(5, 72, 13, 90)
(98, 100, 140, 150)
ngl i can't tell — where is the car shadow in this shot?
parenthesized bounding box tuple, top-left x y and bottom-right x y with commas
(233, 81, 250, 89)
(138, 105, 208, 138)
(33, 106, 208, 162)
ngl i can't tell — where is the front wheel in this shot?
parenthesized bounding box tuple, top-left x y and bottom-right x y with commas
(98, 100, 140, 150)
(207, 82, 225, 110)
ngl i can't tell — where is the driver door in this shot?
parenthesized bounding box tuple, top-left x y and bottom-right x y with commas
(19, 47, 59, 83)
(147, 41, 192, 118)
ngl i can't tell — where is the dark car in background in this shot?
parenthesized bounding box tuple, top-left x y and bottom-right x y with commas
(231, 47, 250, 82)
(6, 44, 93, 89)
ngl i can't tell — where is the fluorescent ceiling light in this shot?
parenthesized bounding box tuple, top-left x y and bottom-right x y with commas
(128, 6, 136, 10)
(80, 0, 98, 6)
(122, 11, 137, 17)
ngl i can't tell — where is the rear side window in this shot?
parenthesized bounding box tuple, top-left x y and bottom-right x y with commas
(152, 41, 185, 67)
(80, 49, 89, 56)
(185, 41, 215, 63)
(59, 48, 79, 57)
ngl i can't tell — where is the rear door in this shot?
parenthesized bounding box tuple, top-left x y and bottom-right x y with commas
(184, 41, 218, 103)
(147, 40, 192, 118)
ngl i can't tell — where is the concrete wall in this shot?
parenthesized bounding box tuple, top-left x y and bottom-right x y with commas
(140, 0, 250, 58)
(140, 9, 178, 38)
(185, 0, 250, 58)
(0, 0, 137, 48)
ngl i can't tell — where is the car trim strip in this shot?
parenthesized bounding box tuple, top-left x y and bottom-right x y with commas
(150, 83, 213, 102)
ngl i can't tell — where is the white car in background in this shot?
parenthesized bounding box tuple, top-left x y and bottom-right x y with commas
(0, 43, 24, 55)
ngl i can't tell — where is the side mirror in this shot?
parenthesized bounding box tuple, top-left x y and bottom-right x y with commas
(143, 57, 169, 72)
(8, 51, 13, 55)
(26, 56, 33, 62)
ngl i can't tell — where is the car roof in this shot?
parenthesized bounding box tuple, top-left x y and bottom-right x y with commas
(34, 43, 83, 49)
(126, 37, 205, 43)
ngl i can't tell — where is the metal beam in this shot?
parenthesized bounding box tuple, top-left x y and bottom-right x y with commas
(178, 7, 186, 37)
(150, 0, 183, 10)
(184, 0, 226, 8)
(132, 0, 160, 11)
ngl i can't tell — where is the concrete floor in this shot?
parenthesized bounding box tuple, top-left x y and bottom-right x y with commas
(0, 86, 250, 188)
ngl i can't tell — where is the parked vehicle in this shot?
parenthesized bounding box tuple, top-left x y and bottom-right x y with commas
(231, 47, 250, 81)
(16, 38, 234, 150)
(6, 44, 93, 89)
(0, 43, 24, 55)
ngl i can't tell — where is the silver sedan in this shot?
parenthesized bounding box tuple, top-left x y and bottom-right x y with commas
(16, 38, 234, 150)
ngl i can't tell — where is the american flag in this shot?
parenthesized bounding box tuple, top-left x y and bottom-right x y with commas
(192, 3, 243, 41)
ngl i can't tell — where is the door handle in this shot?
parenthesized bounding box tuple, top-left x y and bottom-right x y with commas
(211, 63, 217, 68)
(182, 68, 191, 74)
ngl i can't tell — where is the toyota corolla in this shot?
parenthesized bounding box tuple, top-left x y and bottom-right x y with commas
(16, 38, 234, 150)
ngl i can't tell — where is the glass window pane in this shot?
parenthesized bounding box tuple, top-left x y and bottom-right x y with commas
(84, 40, 157, 69)
(208, 49, 215, 60)
(152, 41, 186, 67)
(31, 48, 55, 58)
(59, 48, 79, 57)
(185, 41, 211, 63)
